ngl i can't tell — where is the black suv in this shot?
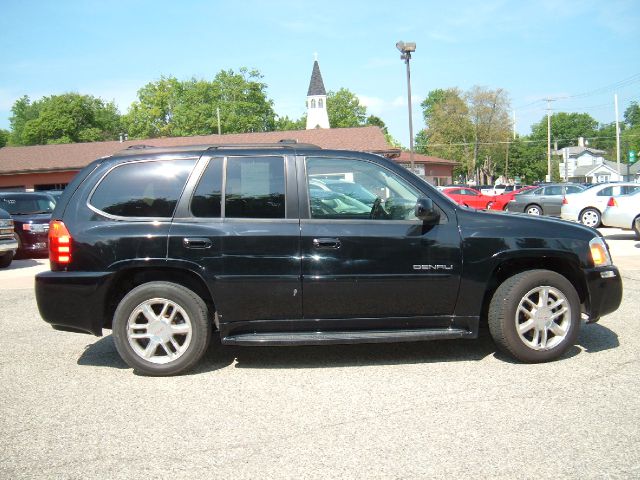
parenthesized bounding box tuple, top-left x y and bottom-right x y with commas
(36, 143, 623, 375)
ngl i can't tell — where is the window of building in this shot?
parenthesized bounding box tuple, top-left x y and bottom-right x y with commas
(318, 99, 323, 108)
(225, 156, 286, 219)
(90, 159, 196, 218)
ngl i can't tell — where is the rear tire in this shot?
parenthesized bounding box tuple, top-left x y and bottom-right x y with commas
(0, 251, 13, 268)
(488, 270, 580, 363)
(112, 281, 211, 376)
(579, 208, 601, 228)
(525, 204, 542, 215)
(634, 215, 640, 240)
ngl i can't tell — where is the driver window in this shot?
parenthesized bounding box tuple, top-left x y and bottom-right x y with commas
(306, 157, 421, 221)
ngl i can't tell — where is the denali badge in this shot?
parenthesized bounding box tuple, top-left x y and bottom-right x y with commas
(413, 264, 454, 271)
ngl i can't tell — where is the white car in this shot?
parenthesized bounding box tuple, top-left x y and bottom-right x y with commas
(601, 189, 640, 238)
(560, 182, 640, 228)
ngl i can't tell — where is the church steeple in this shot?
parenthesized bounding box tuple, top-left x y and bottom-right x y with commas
(306, 56, 330, 129)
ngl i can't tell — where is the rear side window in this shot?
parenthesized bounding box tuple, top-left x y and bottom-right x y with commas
(191, 158, 223, 217)
(225, 156, 285, 219)
(90, 159, 196, 218)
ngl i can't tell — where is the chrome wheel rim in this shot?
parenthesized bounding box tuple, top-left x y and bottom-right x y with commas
(526, 206, 541, 215)
(126, 298, 192, 364)
(515, 286, 571, 351)
(580, 210, 599, 227)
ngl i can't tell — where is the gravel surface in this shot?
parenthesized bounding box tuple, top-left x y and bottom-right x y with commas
(1, 231, 639, 479)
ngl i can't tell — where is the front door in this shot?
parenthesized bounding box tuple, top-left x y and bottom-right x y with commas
(299, 155, 462, 323)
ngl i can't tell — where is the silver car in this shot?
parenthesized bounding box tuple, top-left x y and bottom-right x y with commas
(506, 184, 585, 216)
(601, 189, 640, 239)
(560, 182, 640, 228)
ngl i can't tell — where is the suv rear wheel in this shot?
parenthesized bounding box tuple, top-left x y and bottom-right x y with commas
(488, 270, 580, 363)
(112, 281, 211, 376)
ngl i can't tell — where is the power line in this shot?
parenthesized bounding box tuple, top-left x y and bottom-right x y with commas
(423, 132, 640, 148)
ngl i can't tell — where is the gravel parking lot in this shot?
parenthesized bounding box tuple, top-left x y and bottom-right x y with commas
(1, 228, 639, 479)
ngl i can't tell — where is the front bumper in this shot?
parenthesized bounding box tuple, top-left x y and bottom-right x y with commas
(583, 266, 623, 322)
(0, 238, 18, 253)
(35, 271, 114, 336)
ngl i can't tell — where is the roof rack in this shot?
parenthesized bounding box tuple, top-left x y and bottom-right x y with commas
(205, 140, 321, 151)
(125, 144, 156, 150)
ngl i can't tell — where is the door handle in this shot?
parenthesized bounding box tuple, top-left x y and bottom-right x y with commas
(313, 238, 341, 249)
(183, 237, 213, 249)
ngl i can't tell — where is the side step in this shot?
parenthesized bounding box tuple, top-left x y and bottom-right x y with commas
(222, 328, 473, 346)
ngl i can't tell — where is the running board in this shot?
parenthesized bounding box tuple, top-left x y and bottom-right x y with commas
(222, 328, 473, 346)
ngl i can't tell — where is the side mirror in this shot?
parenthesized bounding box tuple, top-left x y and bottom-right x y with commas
(415, 197, 440, 223)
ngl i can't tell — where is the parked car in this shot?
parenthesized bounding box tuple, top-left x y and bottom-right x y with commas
(35, 143, 622, 375)
(488, 186, 536, 211)
(601, 190, 640, 239)
(506, 183, 585, 216)
(442, 187, 494, 209)
(0, 208, 18, 268)
(560, 182, 640, 228)
(0, 192, 56, 257)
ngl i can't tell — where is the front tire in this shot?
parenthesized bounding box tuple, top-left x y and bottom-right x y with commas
(488, 270, 580, 363)
(579, 208, 601, 228)
(112, 281, 211, 376)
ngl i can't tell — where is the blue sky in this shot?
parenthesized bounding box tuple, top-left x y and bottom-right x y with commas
(1, 0, 639, 146)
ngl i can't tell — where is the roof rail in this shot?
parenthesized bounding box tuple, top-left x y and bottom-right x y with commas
(125, 144, 156, 150)
(205, 141, 321, 151)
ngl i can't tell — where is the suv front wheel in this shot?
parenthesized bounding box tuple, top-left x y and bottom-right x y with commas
(112, 281, 211, 376)
(488, 270, 580, 363)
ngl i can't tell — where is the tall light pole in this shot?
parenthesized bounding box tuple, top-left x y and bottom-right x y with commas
(396, 41, 416, 174)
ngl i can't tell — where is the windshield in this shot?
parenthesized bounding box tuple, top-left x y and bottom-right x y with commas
(0, 196, 55, 215)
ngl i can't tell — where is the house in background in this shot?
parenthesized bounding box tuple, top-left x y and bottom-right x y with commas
(558, 137, 625, 183)
(393, 152, 457, 186)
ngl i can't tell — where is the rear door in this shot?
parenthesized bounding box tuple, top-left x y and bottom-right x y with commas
(169, 154, 302, 323)
(299, 154, 461, 324)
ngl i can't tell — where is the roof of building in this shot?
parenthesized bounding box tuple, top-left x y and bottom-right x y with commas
(307, 60, 327, 96)
(0, 127, 398, 175)
(573, 159, 621, 176)
(557, 146, 606, 157)
(394, 151, 459, 165)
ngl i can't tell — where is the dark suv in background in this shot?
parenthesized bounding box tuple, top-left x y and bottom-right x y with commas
(36, 143, 622, 376)
(0, 192, 55, 257)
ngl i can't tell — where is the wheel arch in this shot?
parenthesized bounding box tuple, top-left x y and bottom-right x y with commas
(479, 255, 588, 327)
(103, 267, 215, 330)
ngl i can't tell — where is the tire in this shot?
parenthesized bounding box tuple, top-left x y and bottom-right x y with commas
(0, 251, 13, 268)
(525, 204, 542, 216)
(112, 281, 211, 376)
(488, 270, 580, 363)
(486, 202, 494, 210)
(634, 215, 640, 240)
(579, 208, 601, 228)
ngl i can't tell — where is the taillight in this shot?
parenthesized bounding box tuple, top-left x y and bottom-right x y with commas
(49, 220, 71, 266)
(562, 196, 568, 205)
(607, 197, 617, 207)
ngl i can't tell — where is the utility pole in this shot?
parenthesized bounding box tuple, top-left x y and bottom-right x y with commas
(615, 94, 621, 176)
(217, 107, 222, 135)
(512, 110, 516, 140)
(544, 98, 555, 182)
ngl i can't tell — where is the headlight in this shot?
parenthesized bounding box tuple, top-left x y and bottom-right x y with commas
(589, 237, 612, 267)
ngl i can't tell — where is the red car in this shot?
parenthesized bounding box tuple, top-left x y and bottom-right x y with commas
(442, 187, 495, 210)
(488, 186, 536, 211)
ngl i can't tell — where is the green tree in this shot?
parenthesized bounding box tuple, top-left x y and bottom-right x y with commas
(416, 88, 473, 179)
(9, 93, 121, 146)
(124, 68, 276, 139)
(0, 129, 9, 148)
(624, 101, 640, 128)
(274, 115, 305, 131)
(529, 112, 598, 149)
(326, 88, 366, 128)
(507, 136, 547, 183)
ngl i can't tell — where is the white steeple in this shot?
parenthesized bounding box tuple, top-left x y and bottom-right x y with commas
(306, 56, 330, 129)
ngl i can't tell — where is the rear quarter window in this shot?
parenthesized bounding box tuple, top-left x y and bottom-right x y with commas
(90, 159, 196, 218)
